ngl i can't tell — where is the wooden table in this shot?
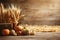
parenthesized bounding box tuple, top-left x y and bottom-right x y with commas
(0, 32, 60, 40)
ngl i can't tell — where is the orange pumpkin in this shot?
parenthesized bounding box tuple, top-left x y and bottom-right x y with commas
(14, 26, 24, 31)
(2, 29, 10, 36)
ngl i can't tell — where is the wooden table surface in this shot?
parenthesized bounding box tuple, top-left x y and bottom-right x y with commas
(0, 32, 60, 40)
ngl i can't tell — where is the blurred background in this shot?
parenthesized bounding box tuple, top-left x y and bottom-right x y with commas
(0, 0, 60, 25)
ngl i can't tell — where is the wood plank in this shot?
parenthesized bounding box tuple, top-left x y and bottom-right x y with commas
(0, 32, 60, 40)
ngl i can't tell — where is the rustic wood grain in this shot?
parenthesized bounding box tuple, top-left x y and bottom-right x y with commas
(0, 32, 60, 40)
(0, 0, 60, 25)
